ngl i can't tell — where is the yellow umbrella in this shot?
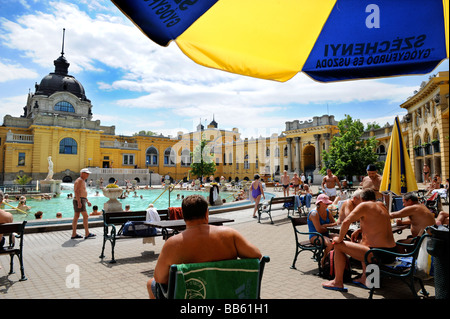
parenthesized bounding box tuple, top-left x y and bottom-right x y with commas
(112, 0, 449, 82)
(380, 116, 418, 195)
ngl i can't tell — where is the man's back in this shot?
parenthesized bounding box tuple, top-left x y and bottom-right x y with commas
(154, 225, 261, 284)
(359, 201, 395, 248)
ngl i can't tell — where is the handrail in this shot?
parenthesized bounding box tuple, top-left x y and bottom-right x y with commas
(152, 187, 169, 205)
(3, 201, 29, 215)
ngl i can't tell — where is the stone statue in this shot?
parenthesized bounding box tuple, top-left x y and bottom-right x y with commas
(45, 156, 54, 180)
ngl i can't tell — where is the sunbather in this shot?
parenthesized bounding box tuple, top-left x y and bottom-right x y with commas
(390, 192, 435, 242)
(147, 194, 261, 299)
(307, 194, 338, 266)
(322, 188, 396, 292)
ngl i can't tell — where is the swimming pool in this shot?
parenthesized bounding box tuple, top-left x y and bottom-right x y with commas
(6, 184, 272, 222)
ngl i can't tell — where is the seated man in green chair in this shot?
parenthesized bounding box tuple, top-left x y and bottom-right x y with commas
(147, 194, 262, 299)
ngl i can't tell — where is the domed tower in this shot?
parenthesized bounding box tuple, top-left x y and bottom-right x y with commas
(207, 115, 218, 129)
(23, 29, 93, 120)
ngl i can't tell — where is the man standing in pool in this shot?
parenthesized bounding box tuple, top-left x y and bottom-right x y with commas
(72, 168, 96, 239)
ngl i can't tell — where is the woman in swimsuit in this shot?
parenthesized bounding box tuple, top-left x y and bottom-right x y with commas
(307, 194, 338, 265)
(251, 174, 265, 218)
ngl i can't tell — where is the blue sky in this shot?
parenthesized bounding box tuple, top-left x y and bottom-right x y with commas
(1, 0, 448, 138)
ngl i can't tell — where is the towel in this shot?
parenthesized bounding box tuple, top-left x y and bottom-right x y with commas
(143, 237, 156, 245)
(172, 258, 261, 299)
(146, 207, 161, 222)
(169, 207, 183, 220)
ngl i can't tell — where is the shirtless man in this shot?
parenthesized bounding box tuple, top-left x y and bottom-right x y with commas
(361, 164, 383, 200)
(280, 170, 291, 196)
(322, 169, 341, 201)
(148, 194, 262, 299)
(72, 168, 95, 239)
(336, 189, 362, 225)
(0, 191, 14, 258)
(291, 173, 302, 195)
(390, 192, 435, 243)
(322, 188, 396, 292)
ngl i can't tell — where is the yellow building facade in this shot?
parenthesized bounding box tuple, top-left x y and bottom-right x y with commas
(400, 71, 449, 182)
(1, 50, 448, 187)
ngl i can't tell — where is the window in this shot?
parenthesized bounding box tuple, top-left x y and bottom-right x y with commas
(59, 138, 77, 154)
(181, 149, 191, 166)
(55, 101, 75, 113)
(164, 148, 175, 166)
(146, 147, 158, 166)
(18, 152, 25, 166)
(123, 154, 135, 165)
(244, 155, 249, 169)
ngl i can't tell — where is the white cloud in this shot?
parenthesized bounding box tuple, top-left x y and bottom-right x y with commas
(0, 95, 28, 120)
(0, 1, 433, 137)
(0, 60, 38, 82)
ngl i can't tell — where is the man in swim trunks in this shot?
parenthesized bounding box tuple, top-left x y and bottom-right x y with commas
(147, 194, 262, 299)
(280, 170, 290, 197)
(321, 169, 342, 202)
(361, 164, 383, 200)
(390, 192, 435, 245)
(336, 189, 362, 225)
(291, 172, 302, 195)
(322, 188, 396, 292)
(72, 168, 95, 239)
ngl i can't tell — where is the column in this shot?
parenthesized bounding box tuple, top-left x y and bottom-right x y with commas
(323, 133, 331, 152)
(294, 137, 301, 173)
(286, 138, 292, 172)
(314, 134, 321, 170)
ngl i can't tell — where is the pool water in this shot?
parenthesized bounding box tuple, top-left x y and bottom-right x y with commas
(7, 184, 245, 222)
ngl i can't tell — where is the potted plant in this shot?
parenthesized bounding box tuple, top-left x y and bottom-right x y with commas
(431, 139, 440, 153)
(422, 142, 432, 155)
(413, 145, 423, 157)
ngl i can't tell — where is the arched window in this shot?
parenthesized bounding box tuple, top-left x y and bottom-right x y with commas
(181, 149, 191, 166)
(164, 148, 175, 166)
(55, 101, 75, 113)
(59, 138, 77, 154)
(146, 147, 158, 166)
(376, 145, 386, 154)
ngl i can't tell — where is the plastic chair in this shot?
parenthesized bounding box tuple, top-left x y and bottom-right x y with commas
(364, 232, 431, 299)
(163, 256, 270, 299)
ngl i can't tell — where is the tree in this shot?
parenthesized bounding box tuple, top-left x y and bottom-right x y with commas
(366, 121, 381, 130)
(320, 115, 379, 179)
(133, 130, 158, 136)
(190, 138, 216, 179)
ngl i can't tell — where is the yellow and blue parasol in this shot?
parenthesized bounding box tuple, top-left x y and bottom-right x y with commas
(380, 116, 418, 195)
(112, 0, 449, 82)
